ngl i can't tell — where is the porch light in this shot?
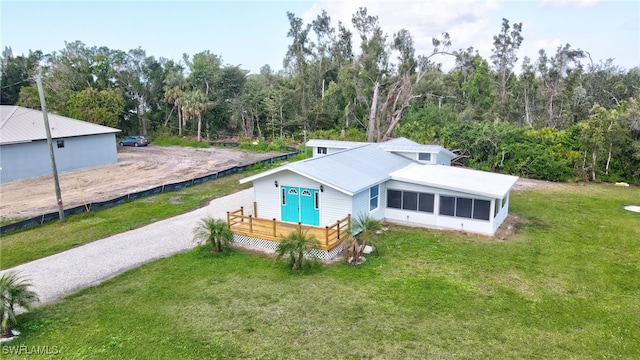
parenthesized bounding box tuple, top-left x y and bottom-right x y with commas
(320, 185, 324, 192)
(274, 180, 278, 187)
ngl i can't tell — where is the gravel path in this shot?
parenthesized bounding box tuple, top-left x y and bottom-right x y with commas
(0, 189, 254, 306)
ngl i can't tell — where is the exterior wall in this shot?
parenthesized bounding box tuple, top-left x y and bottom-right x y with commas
(383, 180, 503, 236)
(252, 170, 352, 228)
(311, 146, 348, 157)
(0, 133, 118, 183)
(435, 152, 452, 165)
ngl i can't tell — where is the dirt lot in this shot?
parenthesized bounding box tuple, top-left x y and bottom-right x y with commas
(0, 145, 283, 221)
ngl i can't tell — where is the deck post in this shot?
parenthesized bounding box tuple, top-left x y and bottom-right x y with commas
(336, 220, 341, 239)
(297, 222, 302, 234)
(249, 215, 253, 232)
(226, 211, 230, 228)
(272, 218, 277, 237)
(253, 202, 258, 217)
(347, 214, 352, 235)
(240, 206, 244, 218)
(325, 226, 329, 247)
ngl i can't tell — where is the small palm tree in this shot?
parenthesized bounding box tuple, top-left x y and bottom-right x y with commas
(275, 230, 319, 270)
(353, 213, 383, 251)
(193, 217, 233, 253)
(1, 272, 39, 338)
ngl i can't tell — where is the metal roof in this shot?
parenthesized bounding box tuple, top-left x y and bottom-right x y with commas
(305, 139, 367, 149)
(0, 106, 120, 145)
(241, 144, 414, 195)
(389, 163, 519, 199)
(305, 137, 456, 158)
(378, 143, 457, 158)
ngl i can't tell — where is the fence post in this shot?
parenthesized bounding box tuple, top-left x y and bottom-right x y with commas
(325, 226, 329, 247)
(273, 218, 277, 238)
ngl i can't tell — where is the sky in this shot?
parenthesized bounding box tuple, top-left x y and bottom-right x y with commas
(1, 0, 638, 75)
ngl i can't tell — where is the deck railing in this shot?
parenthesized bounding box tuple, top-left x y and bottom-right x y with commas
(227, 207, 351, 251)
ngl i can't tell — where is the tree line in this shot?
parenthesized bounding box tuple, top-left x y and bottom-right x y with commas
(1, 7, 638, 183)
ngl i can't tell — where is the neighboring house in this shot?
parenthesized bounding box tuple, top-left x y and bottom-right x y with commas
(231, 137, 519, 259)
(0, 106, 121, 183)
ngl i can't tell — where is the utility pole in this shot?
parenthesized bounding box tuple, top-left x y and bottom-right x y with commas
(36, 75, 65, 223)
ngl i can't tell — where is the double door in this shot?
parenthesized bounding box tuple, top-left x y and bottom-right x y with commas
(281, 186, 320, 226)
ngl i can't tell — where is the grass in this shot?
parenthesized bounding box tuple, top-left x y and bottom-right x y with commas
(0, 170, 256, 269)
(8, 183, 640, 358)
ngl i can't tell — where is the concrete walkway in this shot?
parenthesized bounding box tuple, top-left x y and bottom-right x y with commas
(1, 189, 254, 306)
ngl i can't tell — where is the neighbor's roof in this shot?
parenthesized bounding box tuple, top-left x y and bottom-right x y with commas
(390, 163, 519, 199)
(0, 105, 120, 145)
(306, 137, 456, 158)
(241, 144, 414, 195)
(305, 139, 366, 149)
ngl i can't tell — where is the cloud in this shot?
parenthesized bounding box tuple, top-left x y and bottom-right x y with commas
(538, 0, 602, 8)
(301, 0, 502, 70)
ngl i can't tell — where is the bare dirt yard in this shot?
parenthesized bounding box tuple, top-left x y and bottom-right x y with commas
(0, 145, 283, 221)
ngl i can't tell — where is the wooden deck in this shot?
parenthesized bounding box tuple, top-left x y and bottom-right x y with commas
(227, 207, 351, 251)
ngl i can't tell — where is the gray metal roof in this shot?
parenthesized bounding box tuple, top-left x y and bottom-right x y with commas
(306, 137, 456, 158)
(241, 144, 414, 195)
(305, 139, 367, 149)
(390, 163, 519, 199)
(0, 106, 120, 145)
(378, 143, 457, 158)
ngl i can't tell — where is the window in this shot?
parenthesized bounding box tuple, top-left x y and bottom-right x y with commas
(387, 189, 402, 209)
(440, 195, 491, 221)
(281, 189, 286, 205)
(317, 147, 327, 154)
(301, 189, 311, 196)
(473, 199, 491, 220)
(369, 185, 379, 211)
(418, 193, 435, 213)
(439, 196, 455, 216)
(56, 140, 65, 148)
(387, 189, 435, 213)
(315, 192, 319, 209)
(418, 152, 431, 161)
(402, 191, 418, 211)
(494, 198, 501, 217)
(456, 197, 473, 218)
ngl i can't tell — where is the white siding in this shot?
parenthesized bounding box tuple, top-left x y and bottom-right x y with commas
(435, 152, 452, 165)
(251, 170, 352, 227)
(383, 180, 498, 236)
(0, 133, 118, 183)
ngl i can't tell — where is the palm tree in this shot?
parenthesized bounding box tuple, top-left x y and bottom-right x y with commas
(183, 90, 210, 142)
(193, 217, 233, 253)
(353, 213, 383, 250)
(275, 230, 319, 270)
(0, 272, 39, 338)
(343, 213, 383, 264)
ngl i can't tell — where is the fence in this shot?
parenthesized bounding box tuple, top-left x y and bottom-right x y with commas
(0, 148, 299, 235)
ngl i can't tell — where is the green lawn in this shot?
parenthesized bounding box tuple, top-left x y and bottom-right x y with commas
(8, 183, 640, 358)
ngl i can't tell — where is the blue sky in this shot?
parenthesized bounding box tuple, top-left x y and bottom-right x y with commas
(1, 0, 638, 74)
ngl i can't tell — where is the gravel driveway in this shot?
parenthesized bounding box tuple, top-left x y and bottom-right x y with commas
(1, 189, 254, 306)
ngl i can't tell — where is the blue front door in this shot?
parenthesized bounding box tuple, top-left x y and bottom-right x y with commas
(281, 186, 299, 223)
(280, 186, 320, 226)
(300, 188, 320, 226)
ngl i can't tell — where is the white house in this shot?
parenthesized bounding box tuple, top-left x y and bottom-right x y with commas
(0, 106, 121, 183)
(232, 138, 518, 259)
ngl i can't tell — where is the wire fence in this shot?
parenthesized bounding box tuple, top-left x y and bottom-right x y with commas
(1, 147, 299, 235)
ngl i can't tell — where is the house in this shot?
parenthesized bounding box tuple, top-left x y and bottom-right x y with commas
(230, 138, 519, 259)
(0, 106, 121, 183)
